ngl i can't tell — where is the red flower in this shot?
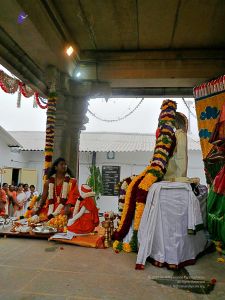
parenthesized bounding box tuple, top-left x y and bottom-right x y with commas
(45, 155, 52, 162)
(211, 278, 217, 285)
(115, 250, 120, 254)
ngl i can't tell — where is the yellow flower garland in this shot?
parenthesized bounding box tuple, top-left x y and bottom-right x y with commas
(24, 195, 39, 218)
(117, 167, 150, 231)
(134, 203, 145, 230)
(138, 173, 158, 192)
(114, 99, 177, 253)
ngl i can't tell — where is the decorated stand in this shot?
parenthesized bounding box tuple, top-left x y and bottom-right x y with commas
(113, 99, 208, 270)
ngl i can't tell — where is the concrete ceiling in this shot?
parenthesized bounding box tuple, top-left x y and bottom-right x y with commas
(0, 0, 225, 96)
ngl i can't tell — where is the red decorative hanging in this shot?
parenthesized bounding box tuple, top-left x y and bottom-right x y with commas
(194, 75, 225, 99)
(0, 70, 19, 93)
(19, 82, 34, 98)
(0, 68, 48, 109)
(34, 92, 48, 109)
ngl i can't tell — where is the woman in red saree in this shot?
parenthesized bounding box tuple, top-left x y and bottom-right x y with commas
(67, 185, 99, 234)
(30, 158, 80, 222)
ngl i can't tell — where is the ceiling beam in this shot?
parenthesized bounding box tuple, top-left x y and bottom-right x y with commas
(78, 49, 225, 87)
(0, 26, 46, 95)
(80, 49, 225, 62)
(111, 87, 193, 98)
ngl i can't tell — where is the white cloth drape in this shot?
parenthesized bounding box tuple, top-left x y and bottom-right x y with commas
(136, 182, 207, 267)
(164, 129, 188, 180)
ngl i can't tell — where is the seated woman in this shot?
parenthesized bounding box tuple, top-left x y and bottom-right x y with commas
(67, 184, 99, 234)
(30, 157, 79, 222)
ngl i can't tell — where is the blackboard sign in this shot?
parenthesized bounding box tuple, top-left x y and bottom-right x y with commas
(102, 166, 120, 196)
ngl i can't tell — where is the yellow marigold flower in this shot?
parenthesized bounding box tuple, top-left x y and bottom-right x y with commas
(154, 153, 164, 160)
(123, 243, 132, 253)
(217, 257, 225, 263)
(44, 151, 52, 156)
(216, 247, 222, 253)
(138, 173, 157, 191)
(134, 203, 145, 230)
(113, 240, 120, 250)
(161, 116, 173, 121)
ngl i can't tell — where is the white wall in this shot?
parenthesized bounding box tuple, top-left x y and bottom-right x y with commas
(1, 134, 206, 214)
(0, 137, 44, 192)
(0, 138, 26, 169)
(20, 151, 44, 193)
(79, 150, 206, 214)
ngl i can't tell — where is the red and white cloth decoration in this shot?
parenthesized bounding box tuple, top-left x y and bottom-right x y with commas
(193, 75, 225, 99)
(0, 68, 48, 109)
(80, 184, 95, 199)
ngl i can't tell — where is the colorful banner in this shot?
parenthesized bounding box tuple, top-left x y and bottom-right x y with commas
(195, 92, 225, 159)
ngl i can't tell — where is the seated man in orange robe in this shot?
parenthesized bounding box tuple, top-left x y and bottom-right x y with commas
(67, 185, 99, 234)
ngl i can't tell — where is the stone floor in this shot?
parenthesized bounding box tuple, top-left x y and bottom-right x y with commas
(0, 238, 224, 300)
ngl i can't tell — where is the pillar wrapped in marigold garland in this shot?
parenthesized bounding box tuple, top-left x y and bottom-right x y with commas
(44, 92, 57, 180)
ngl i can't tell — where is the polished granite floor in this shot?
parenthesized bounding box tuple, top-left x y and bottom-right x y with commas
(0, 238, 224, 300)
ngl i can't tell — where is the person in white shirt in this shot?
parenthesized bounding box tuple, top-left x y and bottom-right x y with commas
(23, 183, 31, 211)
(30, 185, 39, 197)
(14, 184, 26, 217)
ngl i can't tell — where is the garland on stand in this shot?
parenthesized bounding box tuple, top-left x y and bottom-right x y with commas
(113, 100, 177, 253)
(43, 92, 57, 181)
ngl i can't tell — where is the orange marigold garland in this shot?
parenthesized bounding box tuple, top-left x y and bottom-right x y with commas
(113, 100, 177, 252)
(23, 194, 41, 219)
(44, 92, 57, 181)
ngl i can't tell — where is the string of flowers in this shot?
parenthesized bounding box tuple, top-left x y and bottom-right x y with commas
(23, 194, 41, 219)
(113, 100, 177, 252)
(43, 92, 57, 181)
(117, 176, 135, 225)
(0, 69, 48, 109)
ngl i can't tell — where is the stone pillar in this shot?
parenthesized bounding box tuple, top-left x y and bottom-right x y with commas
(53, 93, 68, 160)
(53, 94, 89, 178)
(67, 96, 89, 178)
(46, 66, 111, 179)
